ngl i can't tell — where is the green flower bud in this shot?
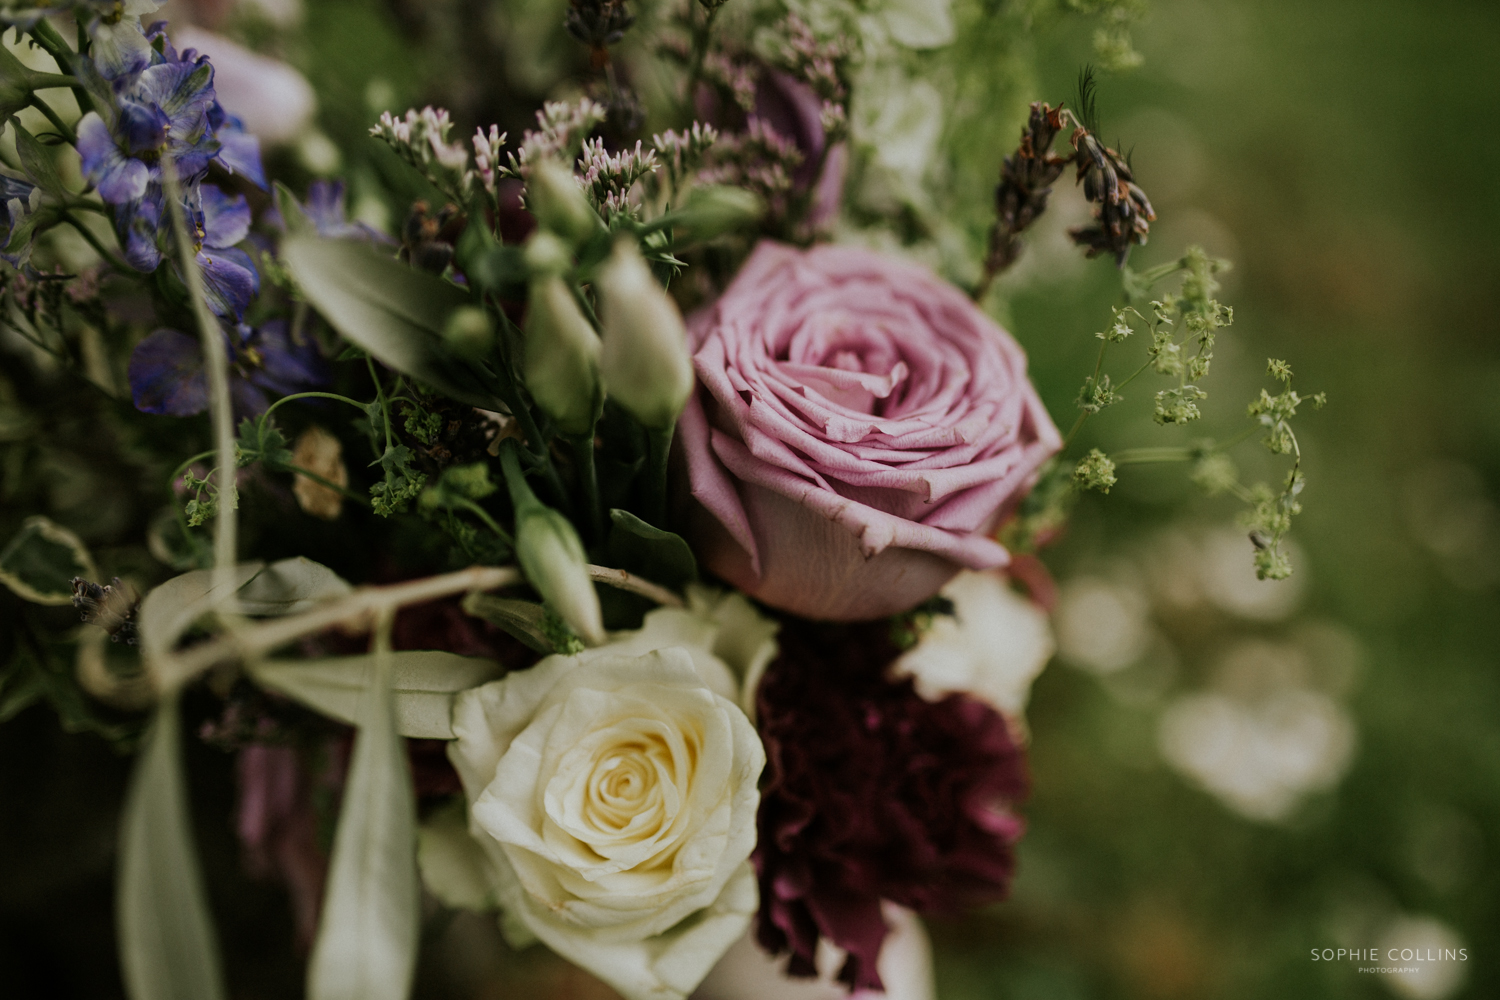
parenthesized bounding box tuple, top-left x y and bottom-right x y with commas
(442, 306, 495, 361)
(515, 503, 605, 646)
(524, 275, 602, 437)
(595, 239, 695, 430)
(677, 185, 764, 240)
(528, 159, 602, 247)
(524, 230, 573, 277)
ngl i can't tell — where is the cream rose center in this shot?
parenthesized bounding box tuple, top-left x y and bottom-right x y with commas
(544, 712, 703, 868)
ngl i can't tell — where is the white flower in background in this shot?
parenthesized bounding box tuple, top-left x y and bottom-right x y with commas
(892, 570, 1053, 725)
(1157, 672, 1355, 823)
(1377, 915, 1468, 1000)
(172, 27, 316, 144)
(442, 605, 770, 1000)
(694, 902, 934, 1000)
(1053, 575, 1151, 675)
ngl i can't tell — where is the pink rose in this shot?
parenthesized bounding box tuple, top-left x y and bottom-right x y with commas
(678, 242, 1061, 621)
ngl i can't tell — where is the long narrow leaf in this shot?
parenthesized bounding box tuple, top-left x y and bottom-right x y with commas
(117, 696, 228, 1000)
(306, 624, 420, 1000)
(248, 650, 501, 738)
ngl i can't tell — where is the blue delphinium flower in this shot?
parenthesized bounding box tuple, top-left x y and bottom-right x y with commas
(76, 43, 221, 205)
(116, 184, 260, 318)
(0, 173, 41, 268)
(285, 180, 394, 243)
(82, 1, 165, 81)
(129, 319, 326, 417)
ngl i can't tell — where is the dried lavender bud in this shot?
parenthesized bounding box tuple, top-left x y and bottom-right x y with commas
(71, 577, 140, 645)
(1068, 130, 1155, 265)
(979, 101, 1070, 292)
(565, 0, 635, 69)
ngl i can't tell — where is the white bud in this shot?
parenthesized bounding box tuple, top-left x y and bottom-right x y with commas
(523, 275, 602, 437)
(595, 239, 695, 429)
(515, 505, 605, 646)
(527, 159, 601, 246)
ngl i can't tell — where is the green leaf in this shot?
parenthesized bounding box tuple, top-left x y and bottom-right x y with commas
(460, 592, 553, 653)
(136, 564, 265, 670)
(0, 515, 97, 605)
(248, 650, 502, 739)
(305, 638, 420, 1000)
(12, 119, 66, 198)
(606, 508, 697, 592)
(236, 557, 353, 616)
(281, 235, 497, 409)
(117, 696, 228, 1000)
(275, 181, 315, 236)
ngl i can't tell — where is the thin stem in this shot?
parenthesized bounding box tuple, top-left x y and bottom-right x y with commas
(587, 565, 683, 608)
(152, 565, 526, 690)
(168, 449, 219, 489)
(60, 211, 126, 269)
(365, 355, 394, 452)
(25, 20, 92, 114)
(161, 156, 237, 595)
(453, 496, 512, 544)
(571, 432, 603, 545)
(644, 425, 673, 528)
(27, 94, 76, 144)
(263, 391, 370, 422)
(1110, 446, 1194, 465)
(682, 4, 721, 119)
(283, 463, 372, 506)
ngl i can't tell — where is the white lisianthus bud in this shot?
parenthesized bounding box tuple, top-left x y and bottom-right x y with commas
(678, 185, 764, 240)
(515, 503, 605, 646)
(523, 275, 602, 437)
(596, 239, 695, 429)
(522, 230, 572, 276)
(527, 159, 602, 246)
(442, 305, 494, 361)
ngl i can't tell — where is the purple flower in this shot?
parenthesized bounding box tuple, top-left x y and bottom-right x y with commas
(129, 318, 326, 417)
(77, 45, 221, 205)
(283, 180, 393, 243)
(116, 184, 260, 318)
(0, 174, 41, 268)
(753, 618, 1028, 993)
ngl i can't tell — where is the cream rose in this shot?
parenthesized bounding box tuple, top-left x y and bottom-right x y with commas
(446, 607, 768, 1000)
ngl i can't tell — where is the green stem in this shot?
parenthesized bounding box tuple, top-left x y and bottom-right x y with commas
(162, 156, 237, 594)
(571, 432, 603, 545)
(498, 439, 541, 512)
(263, 391, 370, 422)
(1110, 446, 1194, 465)
(682, 4, 721, 120)
(282, 463, 373, 507)
(60, 211, 125, 269)
(644, 425, 673, 528)
(454, 497, 513, 544)
(26, 20, 92, 115)
(168, 450, 220, 490)
(28, 94, 76, 144)
(365, 356, 395, 452)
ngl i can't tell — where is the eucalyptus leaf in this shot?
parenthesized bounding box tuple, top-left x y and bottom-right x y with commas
(12, 119, 66, 198)
(607, 508, 697, 592)
(460, 592, 554, 653)
(248, 651, 502, 739)
(281, 235, 497, 409)
(305, 640, 420, 1000)
(416, 799, 497, 912)
(137, 563, 265, 669)
(0, 515, 97, 605)
(237, 557, 353, 616)
(117, 696, 228, 1000)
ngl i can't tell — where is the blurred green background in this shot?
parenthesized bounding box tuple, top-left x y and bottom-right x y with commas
(2, 0, 1497, 998)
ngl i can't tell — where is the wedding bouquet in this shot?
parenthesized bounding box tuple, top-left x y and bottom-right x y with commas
(0, 0, 1323, 997)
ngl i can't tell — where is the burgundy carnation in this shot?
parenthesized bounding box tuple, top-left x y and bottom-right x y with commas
(753, 620, 1029, 992)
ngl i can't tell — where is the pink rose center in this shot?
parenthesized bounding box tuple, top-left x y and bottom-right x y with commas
(779, 317, 911, 415)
